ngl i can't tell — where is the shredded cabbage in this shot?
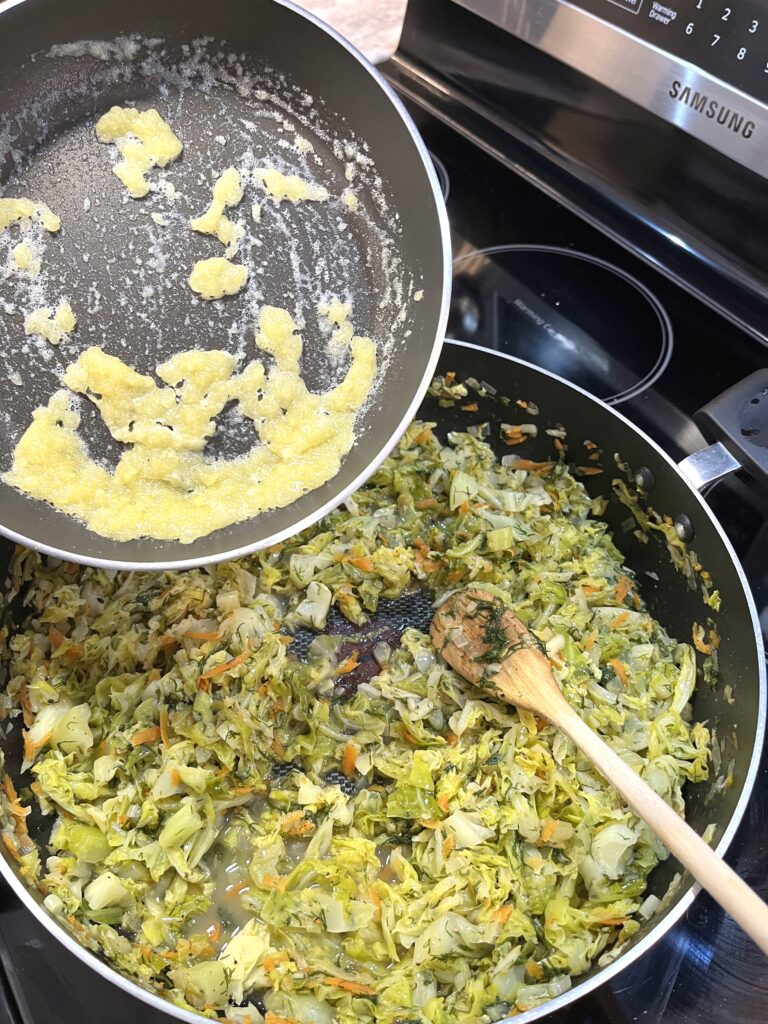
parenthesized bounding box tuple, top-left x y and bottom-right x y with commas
(0, 411, 711, 1022)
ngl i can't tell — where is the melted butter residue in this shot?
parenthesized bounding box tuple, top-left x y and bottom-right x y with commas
(24, 300, 77, 345)
(341, 189, 359, 212)
(4, 305, 377, 543)
(12, 241, 41, 277)
(0, 198, 61, 235)
(188, 256, 248, 300)
(190, 167, 245, 256)
(95, 106, 182, 198)
(256, 166, 328, 204)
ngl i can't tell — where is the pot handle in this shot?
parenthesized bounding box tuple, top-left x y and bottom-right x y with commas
(678, 370, 768, 491)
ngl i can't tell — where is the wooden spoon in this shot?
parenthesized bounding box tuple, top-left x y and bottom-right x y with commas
(431, 587, 768, 955)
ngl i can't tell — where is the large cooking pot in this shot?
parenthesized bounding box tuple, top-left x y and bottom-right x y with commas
(0, 343, 765, 1022)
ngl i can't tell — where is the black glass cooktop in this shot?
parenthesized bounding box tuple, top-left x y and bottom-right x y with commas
(0, 84, 766, 1024)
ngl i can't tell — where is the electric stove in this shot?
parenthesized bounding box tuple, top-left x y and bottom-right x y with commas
(0, 0, 766, 1020)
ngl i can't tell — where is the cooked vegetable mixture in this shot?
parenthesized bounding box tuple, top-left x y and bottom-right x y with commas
(0, 416, 711, 1023)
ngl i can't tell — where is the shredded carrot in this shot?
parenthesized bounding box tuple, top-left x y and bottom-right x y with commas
(490, 905, 513, 924)
(578, 466, 604, 475)
(62, 644, 83, 665)
(2, 833, 19, 859)
(265, 1013, 300, 1024)
(402, 730, 420, 746)
(417, 818, 441, 829)
(2, 775, 29, 833)
(18, 683, 33, 728)
(263, 951, 290, 972)
(337, 653, 360, 675)
(581, 583, 601, 596)
(436, 793, 450, 813)
(614, 577, 631, 603)
(444, 730, 458, 746)
(23, 729, 51, 765)
(442, 834, 455, 857)
(147, 668, 161, 683)
(415, 498, 438, 509)
(341, 742, 358, 778)
(610, 611, 630, 629)
(321, 977, 375, 996)
(608, 658, 629, 687)
(692, 623, 713, 655)
(503, 426, 527, 447)
(460, 402, 478, 412)
(444, 372, 456, 385)
(170, 768, 181, 786)
(200, 650, 249, 681)
(159, 707, 170, 748)
(554, 438, 566, 454)
(186, 630, 221, 641)
(232, 785, 254, 795)
(272, 737, 285, 757)
(526, 959, 545, 980)
(262, 875, 287, 891)
(539, 819, 558, 844)
(345, 555, 375, 573)
(583, 630, 598, 651)
(48, 626, 66, 649)
(513, 459, 553, 474)
(279, 810, 314, 837)
(599, 917, 628, 927)
(206, 921, 222, 942)
(130, 725, 162, 747)
(368, 887, 382, 922)
(414, 427, 434, 445)
(412, 536, 440, 572)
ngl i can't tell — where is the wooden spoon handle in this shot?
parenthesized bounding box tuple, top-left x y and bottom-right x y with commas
(553, 700, 768, 955)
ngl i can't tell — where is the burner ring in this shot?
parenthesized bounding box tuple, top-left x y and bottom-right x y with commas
(450, 245, 673, 406)
(428, 150, 450, 203)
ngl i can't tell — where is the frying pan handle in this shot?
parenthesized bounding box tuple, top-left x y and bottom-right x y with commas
(678, 370, 768, 491)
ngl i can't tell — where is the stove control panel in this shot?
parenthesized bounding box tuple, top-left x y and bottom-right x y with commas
(452, 0, 768, 175)
(575, 0, 766, 98)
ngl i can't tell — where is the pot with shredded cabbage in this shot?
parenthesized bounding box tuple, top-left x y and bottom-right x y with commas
(0, 411, 711, 1023)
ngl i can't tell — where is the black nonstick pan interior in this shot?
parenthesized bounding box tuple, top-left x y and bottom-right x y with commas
(0, 0, 449, 569)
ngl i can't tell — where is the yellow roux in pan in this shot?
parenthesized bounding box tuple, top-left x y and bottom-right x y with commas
(4, 304, 377, 543)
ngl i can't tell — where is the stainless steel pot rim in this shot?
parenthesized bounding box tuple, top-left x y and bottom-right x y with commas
(0, 339, 763, 1023)
(0, 0, 453, 574)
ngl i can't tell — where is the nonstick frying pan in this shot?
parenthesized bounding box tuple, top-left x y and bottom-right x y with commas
(0, 342, 765, 1023)
(0, 0, 450, 570)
